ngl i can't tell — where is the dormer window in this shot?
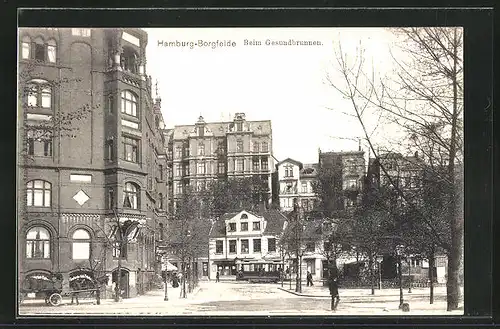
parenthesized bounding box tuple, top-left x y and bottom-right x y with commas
(252, 222, 260, 231)
(121, 47, 138, 74)
(240, 213, 248, 219)
(228, 223, 236, 232)
(236, 122, 243, 132)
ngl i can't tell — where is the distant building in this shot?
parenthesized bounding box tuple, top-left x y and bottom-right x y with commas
(208, 209, 287, 278)
(318, 150, 366, 212)
(165, 113, 274, 211)
(275, 158, 318, 212)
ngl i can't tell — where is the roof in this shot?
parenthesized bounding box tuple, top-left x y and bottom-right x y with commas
(209, 209, 288, 238)
(165, 219, 212, 256)
(300, 163, 318, 177)
(276, 158, 303, 168)
(171, 119, 272, 140)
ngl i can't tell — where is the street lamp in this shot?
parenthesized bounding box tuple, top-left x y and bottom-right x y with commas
(395, 244, 404, 308)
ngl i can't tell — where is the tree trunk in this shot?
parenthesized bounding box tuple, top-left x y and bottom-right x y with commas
(369, 254, 375, 295)
(429, 249, 435, 304)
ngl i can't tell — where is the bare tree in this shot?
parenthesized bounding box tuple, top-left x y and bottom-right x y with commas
(326, 27, 463, 310)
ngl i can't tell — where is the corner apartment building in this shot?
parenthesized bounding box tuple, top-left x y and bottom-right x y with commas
(18, 28, 168, 299)
(165, 113, 274, 210)
(276, 158, 318, 212)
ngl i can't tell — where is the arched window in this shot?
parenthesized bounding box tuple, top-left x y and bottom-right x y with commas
(26, 79, 52, 109)
(240, 213, 248, 219)
(26, 180, 51, 207)
(72, 229, 91, 260)
(123, 182, 139, 209)
(121, 47, 138, 74)
(120, 90, 138, 117)
(21, 36, 31, 59)
(34, 37, 45, 61)
(158, 192, 164, 209)
(46, 39, 57, 63)
(26, 227, 50, 259)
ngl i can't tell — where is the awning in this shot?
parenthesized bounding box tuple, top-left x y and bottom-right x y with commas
(161, 261, 178, 271)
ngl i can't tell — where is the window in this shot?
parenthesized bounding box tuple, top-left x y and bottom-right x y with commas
(252, 222, 260, 231)
(120, 90, 138, 117)
(198, 143, 205, 156)
(228, 223, 236, 232)
(175, 146, 182, 159)
(108, 188, 115, 209)
(106, 94, 115, 114)
(253, 157, 260, 171)
(197, 162, 206, 175)
(217, 141, 225, 155)
(47, 39, 56, 63)
(253, 239, 261, 253)
(121, 47, 138, 74)
(284, 165, 293, 177)
(34, 37, 45, 61)
(268, 238, 276, 252)
(175, 164, 182, 177)
(261, 157, 268, 170)
(240, 214, 248, 219)
(236, 122, 243, 132)
(306, 259, 315, 274)
(216, 240, 223, 254)
(159, 164, 164, 180)
(26, 227, 50, 259)
(72, 229, 91, 260)
(26, 129, 53, 157)
(112, 241, 126, 258)
(240, 222, 248, 231)
(236, 159, 244, 172)
(158, 193, 164, 209)
(72, 28, 91, 37)
(236, 140, 243, 152)
(21, 36, 31, 59)
(301, 182, 308, 193)
(241, 239, 249, 253)
(122, 136, 139, 162)
(218, 161, 225, 174)
(285, 183, 293, 194)
(26, 180, 51, 207)
(26, 80, 52, 109)
(175, 182, 183, 195)
(123, 182, 139, 209)
(105, 139, 114, 160)
(229, 240, 236, 253)
(253, 141, 260, 152)
(306, 242, 315, 252)
(261, 142, 268, 152)
(302, 199, 310, 211)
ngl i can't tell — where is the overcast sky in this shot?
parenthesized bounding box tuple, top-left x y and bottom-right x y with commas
(144, 28, 398, 164)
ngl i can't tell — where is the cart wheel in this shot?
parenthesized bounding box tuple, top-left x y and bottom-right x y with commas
(48, 293, 62, 306)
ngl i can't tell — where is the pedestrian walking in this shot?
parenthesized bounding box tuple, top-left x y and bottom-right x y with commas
(328, 275, 340, 311)
(306, 271, 314, 286)
(71, 280, 81, 305)
(216, 271, 220, 282)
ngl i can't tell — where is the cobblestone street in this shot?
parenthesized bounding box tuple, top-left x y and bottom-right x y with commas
(19, 281, 463, 316)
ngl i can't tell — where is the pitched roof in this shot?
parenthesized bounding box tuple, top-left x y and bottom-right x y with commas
(209, 209, 288, 238)
(171, 120, 272, 140)
(276, 158, 303, 168)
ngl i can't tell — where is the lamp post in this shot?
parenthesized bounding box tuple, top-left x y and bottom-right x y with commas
(163, 252, 168, 301)
(408, 257, 412, 293)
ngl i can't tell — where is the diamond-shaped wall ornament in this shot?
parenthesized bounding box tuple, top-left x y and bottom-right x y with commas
(73, 190, 90, 206)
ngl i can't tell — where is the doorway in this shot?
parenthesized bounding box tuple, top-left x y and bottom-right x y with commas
(112, 269, 130, 298)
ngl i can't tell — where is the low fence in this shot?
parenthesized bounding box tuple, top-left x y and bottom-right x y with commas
(322, 278, 445, 289)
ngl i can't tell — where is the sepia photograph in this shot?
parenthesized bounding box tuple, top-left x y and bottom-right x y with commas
(17, 25, 464, 316)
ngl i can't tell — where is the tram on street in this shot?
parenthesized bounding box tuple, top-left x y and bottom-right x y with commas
(235, 260, 283, 283)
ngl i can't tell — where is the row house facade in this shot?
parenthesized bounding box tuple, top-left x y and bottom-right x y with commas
(275, 158, 318, 212)
(18, 28, 168, 299)
(166, 113, 274, 211)
(208, 210, 287, 278)
(318, 150, 366, 211)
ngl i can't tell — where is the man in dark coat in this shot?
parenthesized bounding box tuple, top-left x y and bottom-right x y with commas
(306, 271, 314, 286)
(328, 275, 340, 311)
(216, 271, 220, 282)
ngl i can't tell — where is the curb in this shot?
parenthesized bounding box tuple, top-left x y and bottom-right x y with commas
(277, 287, 445, 301)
